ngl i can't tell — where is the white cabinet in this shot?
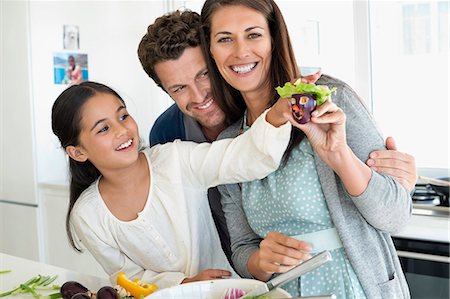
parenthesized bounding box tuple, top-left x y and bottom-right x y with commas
(0, 202, 40, 260)
(0, 0, 40, 261)
(0, 0, 37, 206)
(39, 183, 107, 278)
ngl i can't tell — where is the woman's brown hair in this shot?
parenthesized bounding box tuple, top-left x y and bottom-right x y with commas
(200, 0, 303, 162)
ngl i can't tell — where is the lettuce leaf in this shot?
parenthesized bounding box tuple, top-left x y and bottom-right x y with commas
(276, 79, 336, 106)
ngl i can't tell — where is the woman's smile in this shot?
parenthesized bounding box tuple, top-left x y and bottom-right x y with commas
(230, 62, 257, 75)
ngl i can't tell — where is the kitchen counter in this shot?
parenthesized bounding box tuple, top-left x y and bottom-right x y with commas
(392, 211, 450, 243)
(0, 253, 110, 298)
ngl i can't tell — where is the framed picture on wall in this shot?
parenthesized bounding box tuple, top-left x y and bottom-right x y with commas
(53, 52, 88, 85)
(63, 25, 80, 50)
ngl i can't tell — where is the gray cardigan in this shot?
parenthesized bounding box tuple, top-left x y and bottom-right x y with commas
(217, 75, 412, 299)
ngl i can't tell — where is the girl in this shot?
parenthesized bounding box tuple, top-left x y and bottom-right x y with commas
(199, 0, 412, 298)
(51, 81, 312, 289)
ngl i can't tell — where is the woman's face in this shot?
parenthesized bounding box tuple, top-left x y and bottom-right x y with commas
(209, 4, 272, 96)
(72, 93, 140, 172)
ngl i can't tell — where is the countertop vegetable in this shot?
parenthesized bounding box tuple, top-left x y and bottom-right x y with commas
(0, 253, 109, 299)
(0, 274, 60, 298)
(116, 272, 158, 299)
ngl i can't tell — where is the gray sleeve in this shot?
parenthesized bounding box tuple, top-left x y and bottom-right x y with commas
(218, 183, 261, 278)
(328, 76, 412, 234)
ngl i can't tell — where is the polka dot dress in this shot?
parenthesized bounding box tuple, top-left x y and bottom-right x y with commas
(241, 122, 367, 298)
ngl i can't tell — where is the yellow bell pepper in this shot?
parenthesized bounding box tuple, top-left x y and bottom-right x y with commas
(116, 272, 158, 298)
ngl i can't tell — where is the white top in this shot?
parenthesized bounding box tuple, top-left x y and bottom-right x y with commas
(70, 110, 291, 289)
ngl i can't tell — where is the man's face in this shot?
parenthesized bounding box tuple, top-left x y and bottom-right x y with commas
(155, 46, 226, 131)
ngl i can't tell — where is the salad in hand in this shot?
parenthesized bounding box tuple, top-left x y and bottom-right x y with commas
(276, 79, 336, 124)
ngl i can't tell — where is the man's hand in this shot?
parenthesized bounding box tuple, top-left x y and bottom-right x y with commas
(366, 137, 417, 192)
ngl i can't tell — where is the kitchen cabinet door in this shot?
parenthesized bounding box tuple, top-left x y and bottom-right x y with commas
(39, 183, 107, 278)
(0, 0, 38, 205)
(0, 202, 40, 260)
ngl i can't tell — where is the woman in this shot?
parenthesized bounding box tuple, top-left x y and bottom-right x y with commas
(199, 0, 411, 298)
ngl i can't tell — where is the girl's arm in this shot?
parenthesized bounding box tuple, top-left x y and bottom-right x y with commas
(176, 103, 294, 189)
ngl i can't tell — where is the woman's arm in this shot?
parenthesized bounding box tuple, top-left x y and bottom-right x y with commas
(218, 183, 260, 278)
(302, 100, 372, 196)
(317, 76, 412, 233)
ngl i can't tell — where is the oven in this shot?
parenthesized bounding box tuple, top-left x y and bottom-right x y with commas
(392, 179, 450, 299)
(393, 237, 449, 299)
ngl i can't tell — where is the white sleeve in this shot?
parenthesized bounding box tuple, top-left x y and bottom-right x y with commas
(178, 109, 292, 188)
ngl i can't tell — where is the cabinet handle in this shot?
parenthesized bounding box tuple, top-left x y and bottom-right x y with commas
(397, 250, 450, 263)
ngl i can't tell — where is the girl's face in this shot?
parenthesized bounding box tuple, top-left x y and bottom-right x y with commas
(209, 4, 272, 96)
(69, 93, 139, 172)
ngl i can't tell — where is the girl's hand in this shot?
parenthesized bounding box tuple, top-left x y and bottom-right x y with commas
(181, 269, 231, 284)
(266, 98, 297, 127)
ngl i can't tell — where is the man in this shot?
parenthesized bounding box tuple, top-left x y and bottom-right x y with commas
(137, 10, 416, 268)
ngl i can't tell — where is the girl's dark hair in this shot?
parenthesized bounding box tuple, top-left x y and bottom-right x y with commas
(51, 81, 124, 251)
(200, 0, 303, 163)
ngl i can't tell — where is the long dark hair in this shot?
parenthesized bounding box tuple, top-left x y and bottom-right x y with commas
(200, 0, 304, 163)
(51, 81, 124, 251)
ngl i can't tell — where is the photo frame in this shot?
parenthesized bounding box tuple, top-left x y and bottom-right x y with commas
(63, 24, 80, 50)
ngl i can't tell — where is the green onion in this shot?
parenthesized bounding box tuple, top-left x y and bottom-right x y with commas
(0, 270, 11, 275)
(0, 274, 60, 298)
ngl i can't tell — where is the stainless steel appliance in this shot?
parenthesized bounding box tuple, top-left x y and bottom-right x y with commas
(392, 180, 450, 299)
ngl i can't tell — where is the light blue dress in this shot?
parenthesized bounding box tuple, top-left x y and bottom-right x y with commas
(241, 121, 367, 298)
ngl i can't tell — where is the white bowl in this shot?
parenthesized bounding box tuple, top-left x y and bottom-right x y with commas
(145, 278, 291, 299)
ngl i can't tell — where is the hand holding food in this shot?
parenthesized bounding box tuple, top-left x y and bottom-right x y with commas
(276, 79, 336, 124)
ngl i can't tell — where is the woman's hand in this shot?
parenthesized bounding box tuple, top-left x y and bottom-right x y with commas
(297, 99, 348, 166)
(248, 231, 312, 282)
(297, 99, 371, 196)
(181, 269, 231, 284)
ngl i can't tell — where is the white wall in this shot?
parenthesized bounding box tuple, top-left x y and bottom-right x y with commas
(28, 1, 171, 184)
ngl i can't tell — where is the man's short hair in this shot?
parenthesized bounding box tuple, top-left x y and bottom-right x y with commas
(138, 10, 202, 89)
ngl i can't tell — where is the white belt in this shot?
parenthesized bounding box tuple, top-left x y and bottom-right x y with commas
(291, 227, 343, 253)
